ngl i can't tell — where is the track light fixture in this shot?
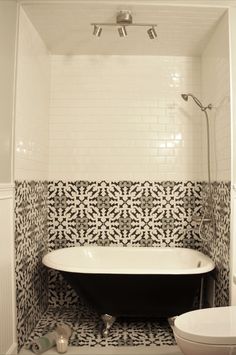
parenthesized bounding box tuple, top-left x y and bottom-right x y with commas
(91, 10, 157, 40)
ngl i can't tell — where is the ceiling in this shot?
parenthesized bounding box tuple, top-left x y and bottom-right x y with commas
(22, 2, 227, 56)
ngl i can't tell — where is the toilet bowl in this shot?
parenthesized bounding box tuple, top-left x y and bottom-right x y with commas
(173, 306, 236, 355)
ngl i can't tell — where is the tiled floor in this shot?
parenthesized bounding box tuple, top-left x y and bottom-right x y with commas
(25, 306, 177, 349)
(20, 345, 182, 355)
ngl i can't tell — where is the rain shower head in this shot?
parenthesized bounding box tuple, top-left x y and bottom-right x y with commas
(181, 93, 212, 111)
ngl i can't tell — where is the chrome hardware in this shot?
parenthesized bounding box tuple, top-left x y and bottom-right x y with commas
(93, 25, 102, 37)
(147, 26, 157, 39)
(199, 277, 204, 309)
(192, 215, 211, 223)
(91, 10, 157, 39)
(116, 10, 132, 25)
(168, 316, 177, 328)
(101, 314, 116, 337)
(118, 26, 127, 37)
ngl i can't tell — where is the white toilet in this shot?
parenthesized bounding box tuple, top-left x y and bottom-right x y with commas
(173, 306, 236, 355)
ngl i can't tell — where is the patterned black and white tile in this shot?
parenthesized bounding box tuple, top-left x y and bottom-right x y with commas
(15, 181, 48, 349)
(15, 179, 231, 350)
(48, 181, 202, 249)
(200, 181, 231, 306)
(47, 181, 203, 306)
(26, 305, 176, 347)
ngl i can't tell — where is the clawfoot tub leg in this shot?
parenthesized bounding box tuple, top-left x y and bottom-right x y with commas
(101, 314, 116, 337)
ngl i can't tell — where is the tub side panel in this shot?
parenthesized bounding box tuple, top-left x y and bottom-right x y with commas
(62, 272, 202, 318)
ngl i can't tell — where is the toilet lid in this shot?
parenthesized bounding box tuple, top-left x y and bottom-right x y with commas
(174, 306, 236, 345)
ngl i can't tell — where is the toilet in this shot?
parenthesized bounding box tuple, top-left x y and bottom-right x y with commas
(173, 306, 236, 355)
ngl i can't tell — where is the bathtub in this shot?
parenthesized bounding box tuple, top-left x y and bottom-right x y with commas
(43, 246, 215, 319)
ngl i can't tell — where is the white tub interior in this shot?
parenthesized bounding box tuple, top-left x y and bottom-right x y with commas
(43, 246, 215, 275)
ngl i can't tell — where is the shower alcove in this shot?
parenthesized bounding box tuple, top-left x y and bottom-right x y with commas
(14, 1, 232, 352)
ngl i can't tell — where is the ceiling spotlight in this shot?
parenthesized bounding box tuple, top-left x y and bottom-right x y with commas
(93, 25, 102, 37)
(147, 27, 157, 39)
(118, 26, 127, 37)
(91, 11, 158, 40)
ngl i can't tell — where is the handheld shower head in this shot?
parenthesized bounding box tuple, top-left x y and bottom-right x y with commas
(181, 94, 188, 102)
(181, 93, 212, 111)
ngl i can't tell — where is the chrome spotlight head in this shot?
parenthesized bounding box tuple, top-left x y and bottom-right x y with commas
(93, 25, 102, 37)
(118, 26, 127, 37)
(147, 27, 157, 39)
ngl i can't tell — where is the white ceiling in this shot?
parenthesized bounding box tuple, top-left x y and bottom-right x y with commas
(22, 2, 227, 56)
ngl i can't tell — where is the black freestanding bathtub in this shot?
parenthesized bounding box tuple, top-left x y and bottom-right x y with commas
(43, 246, 215, 335)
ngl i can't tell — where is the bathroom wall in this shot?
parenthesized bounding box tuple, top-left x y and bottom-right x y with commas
(0, 1, 18, 354)
(0, 0, 17, 184)
(201, 13, 231, 306)
(229, 5, 236, 306)
(49, 56, 202, 181)
(15, 9, 50, 180)
(14, 8, 50, 349)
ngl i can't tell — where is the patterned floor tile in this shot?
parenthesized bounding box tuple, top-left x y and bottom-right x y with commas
(27, 306, 176, 347)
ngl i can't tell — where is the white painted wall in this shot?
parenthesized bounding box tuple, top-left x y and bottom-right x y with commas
(229, 7, 236, 305)
(201, 12, 231, 182)
(0, 1, 17, 183)
(15, 7, 50, 181)
(0, 185, 16, 355)
(0, 1, 17, 354)
(49, 55, 202, 181)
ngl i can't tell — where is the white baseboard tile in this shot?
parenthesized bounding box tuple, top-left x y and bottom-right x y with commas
(6, 342, 17, 355)
(0, 183, 14, 199)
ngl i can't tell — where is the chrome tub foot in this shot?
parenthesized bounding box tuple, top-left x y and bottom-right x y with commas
(101, 314, 116, 337)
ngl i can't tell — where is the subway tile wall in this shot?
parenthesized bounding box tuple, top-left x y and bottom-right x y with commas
(201, 12, 231, 182)
(49, 56, 203, 181)
(14, 8, 50, 181)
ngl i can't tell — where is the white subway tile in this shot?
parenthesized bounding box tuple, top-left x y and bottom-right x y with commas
(15, 9, 50, 180)
(48, 55, 203, 181)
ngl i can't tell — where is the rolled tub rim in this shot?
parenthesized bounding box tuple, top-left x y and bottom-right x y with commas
(42, 246, 215, 275)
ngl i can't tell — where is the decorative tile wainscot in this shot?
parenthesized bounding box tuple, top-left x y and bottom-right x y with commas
(15, 180, 231, 349)
(15, 181, 48, 349)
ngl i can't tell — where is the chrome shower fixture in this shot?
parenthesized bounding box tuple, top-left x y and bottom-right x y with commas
(91, 10, 157, 39)
(181, 93, 212, 111)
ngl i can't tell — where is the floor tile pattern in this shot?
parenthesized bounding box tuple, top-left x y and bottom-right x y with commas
(27, 306, 176, 347)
